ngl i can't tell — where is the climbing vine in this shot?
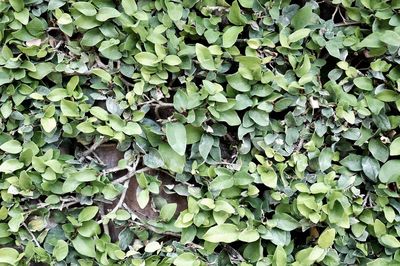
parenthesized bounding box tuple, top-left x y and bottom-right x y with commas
(1, 0, 400, 265)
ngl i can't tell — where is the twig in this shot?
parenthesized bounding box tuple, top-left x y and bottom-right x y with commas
(203, 6, 230, 12)
(223, 244, 245, 262)
(111, 167, 150, 184)
(83, 145, 106, 166)
(123, 204, 181, 237)
(295, 138, 304, 152)
(23, 223, 41, 248)
(332, 5, 339, 20)
(109, 180, 130, 215)
(362, 192, 370, 208)
(82, 136, 106, 157)
(334, 21, 362, 27)
(99, 204, 110, 236)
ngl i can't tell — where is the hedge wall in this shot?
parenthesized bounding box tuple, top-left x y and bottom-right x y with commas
(1, 0, 400, 265)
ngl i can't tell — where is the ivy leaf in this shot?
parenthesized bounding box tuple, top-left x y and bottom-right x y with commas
(195, 44, 216, 71)
(160, 203, 177, 222)
(379, 160, 400, 183)
(222, 26, 243, 48)
(60, 99, 80, 117)
(53, 240, 69, 261)
(369, 139, 389, 162)
(199, 134, 214, 160)
(0, 159, 24, 174)
(203, 224, 239, 243)
(174, 253, 197, 266)
(137, 188, 149, 209)
(0, 248, 20, 265)
(78, 206, 99, 222)
(159, 143, 185, 173)
(380, 234, 400, 248)
(389, 137, 400, 156)
(72, 2, 97, 16)
(0, 140, 22, 154)
(318, 228, 336, 248)
(354, 77, 373, 91)
(291, 5, 313, 30)
(41, 117, 57, 133)
(166, 122, 187, 156)
(135, 52, 159, 66)
(361, 157, 379, 182)
(72, 235, 96, 258)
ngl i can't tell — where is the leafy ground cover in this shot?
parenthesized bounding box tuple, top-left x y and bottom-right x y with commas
(1, 0, 400, 265)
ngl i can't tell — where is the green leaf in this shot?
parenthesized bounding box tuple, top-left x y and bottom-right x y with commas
(380, 234, 400, 248)
(380, 30, 400, 46)
(203, 224, 239, 243)
(318, 228, 336, 248)
(340, 154, 362, 171)
(72, 235, 96, 258)
(390, 137, 400, 156)
(160, 203, 177, 222)
(164, 55, 182, 66)
(122, 0, 137, 15)
(99, 39, 122, 60)
(0, 140, 22, 154)
(0, 159, 24, 174)
(90, 106, 109, 121)
(354, 77, 373, 91)
(145, 241, 162, 253)
(217, 110, 241, 126)
(272, 213, 300, 231)
(28, 62, 54, 80)
(226, 72, 251, 92)
(159, 143, 185, 173)
(369, 139, 389, 163)
(78, 206, 99, 222)
(69, 169, 97, 182)
(260, 169, 277, 188)
(166, 1, 183, 21)
(288, 28, 311, 43)
(238, 228, 260, 242)
(73, 2, 97, 16)
(41, 117, 57, 133)
(92, 68, 111, 82)
(195, 44, 216, 71)
(227, 1, 247, 25)
(166, 122, 187, 156)
(272, 246, 287, 266)
(379, 160, 400, 183)
(9, 0, 24, 12)
(96, 7, 121, 21)
(53, 240, 69, 261)
(174, 253, 197, 266)
(291, 5, 313, 30)
(135, 52, 159, 66)
(199, 134, 214, 160)
(0, 248, 20, 265)
(319, 148, 333, 172)
(362, 157, 379, 182)
(60, 99, 80, 117)
(137, 188, 149, 209)
(210, 174, 234, 191)
(222, 26, 243, 48)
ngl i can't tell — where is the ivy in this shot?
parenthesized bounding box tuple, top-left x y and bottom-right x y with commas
(1, 0, 400, 265)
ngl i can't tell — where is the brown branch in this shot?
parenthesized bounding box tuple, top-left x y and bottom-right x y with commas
(23, 223, 41, 248)
(111, 167, 150, 184)
(123, 204, 181, 237)
(82, 136, 106, 157)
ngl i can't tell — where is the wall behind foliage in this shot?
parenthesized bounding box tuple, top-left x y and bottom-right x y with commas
(1, 0, 400, 265)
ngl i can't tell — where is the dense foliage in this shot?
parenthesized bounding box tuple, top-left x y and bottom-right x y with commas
(1, 0, 400, 265)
